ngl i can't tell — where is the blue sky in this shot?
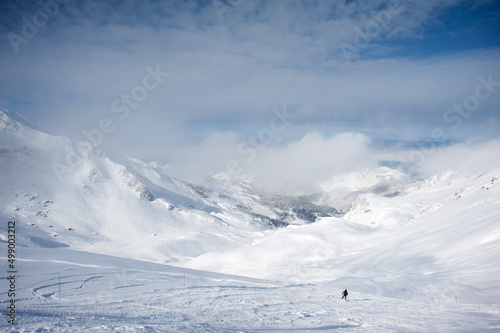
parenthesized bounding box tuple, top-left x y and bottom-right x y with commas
(1, 0, 499, 177)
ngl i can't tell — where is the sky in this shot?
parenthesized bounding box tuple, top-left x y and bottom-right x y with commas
(1, 0, 500, 190)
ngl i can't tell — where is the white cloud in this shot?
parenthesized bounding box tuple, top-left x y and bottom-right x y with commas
(170, 129, 500, 195)
(0, 0, 498, 164)
(170, 131, 378, 193)
(413, 137, 500, 177)
(246, 132, 377, 193)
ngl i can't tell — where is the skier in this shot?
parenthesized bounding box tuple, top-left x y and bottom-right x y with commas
(341, 289, 348, 301)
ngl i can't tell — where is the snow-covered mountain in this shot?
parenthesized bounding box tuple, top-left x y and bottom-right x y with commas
(305, 167, 410, 212)
(0, 109, 336, 262)
(1, 108, 500, 331)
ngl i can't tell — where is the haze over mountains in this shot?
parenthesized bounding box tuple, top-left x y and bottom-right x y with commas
(1, 108, 500, 331)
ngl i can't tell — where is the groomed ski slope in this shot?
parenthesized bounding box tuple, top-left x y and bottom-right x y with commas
(3, 246, 500, 332)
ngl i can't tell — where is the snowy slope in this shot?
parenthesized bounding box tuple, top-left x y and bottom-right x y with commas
(0, 107, 341, 272)
(0, 109, 333, 263)
(183, 164, 500, 302)
(1, 108, 500, 331)
(4, 247, 500, 332)
(0, 109, 250, 262)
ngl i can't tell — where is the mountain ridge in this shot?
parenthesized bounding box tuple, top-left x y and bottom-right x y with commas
(0, 108, 338, 262)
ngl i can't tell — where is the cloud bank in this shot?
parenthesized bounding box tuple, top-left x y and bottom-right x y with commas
(1, 0, 499, 183)
(169, 130, 500, 194)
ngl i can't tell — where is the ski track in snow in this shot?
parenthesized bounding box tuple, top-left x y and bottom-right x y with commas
(1, 252, 500, 332)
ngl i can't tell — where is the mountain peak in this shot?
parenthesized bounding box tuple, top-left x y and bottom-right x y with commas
(0, 108, 52, 135)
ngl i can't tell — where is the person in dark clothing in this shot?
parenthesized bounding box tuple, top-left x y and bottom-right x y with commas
(341, 289, 348, 301)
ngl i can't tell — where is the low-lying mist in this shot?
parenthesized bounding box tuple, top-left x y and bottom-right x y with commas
(167, 132, 500, 195)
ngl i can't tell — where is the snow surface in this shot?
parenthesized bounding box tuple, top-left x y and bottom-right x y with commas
(1, 109, 500, 332)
